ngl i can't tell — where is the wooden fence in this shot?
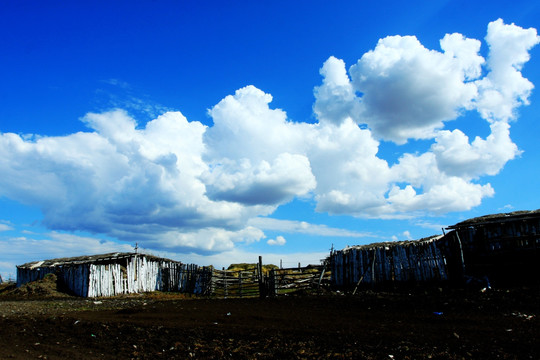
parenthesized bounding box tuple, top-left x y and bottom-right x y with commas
(330, 236, 449, 290)
(268, 265, 330, 296)
(210, 267, 261, 298)
(209, 260, 330, 298)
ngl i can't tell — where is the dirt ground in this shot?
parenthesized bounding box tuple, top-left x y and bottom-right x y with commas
(0, 279, 538, 359)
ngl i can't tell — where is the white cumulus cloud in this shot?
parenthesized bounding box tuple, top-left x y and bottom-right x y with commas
(349, 34, 480, 144)
(310, 19, 536, 218)
(313, 56, 361, 125)
(0, 19, 537, 254)
(267, 235, 286, 246)
(432, 121, 521, 179)
(474, 19, 540, 122)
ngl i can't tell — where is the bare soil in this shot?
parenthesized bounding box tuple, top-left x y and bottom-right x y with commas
(0, 280, 538, 359)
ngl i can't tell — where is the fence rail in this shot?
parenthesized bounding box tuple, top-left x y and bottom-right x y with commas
(208, 263, 330, 298)
(210, 267, 261, 298)
(269, 265, 330, 296)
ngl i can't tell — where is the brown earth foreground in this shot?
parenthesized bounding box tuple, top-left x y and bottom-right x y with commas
(0, 280, 538, 359)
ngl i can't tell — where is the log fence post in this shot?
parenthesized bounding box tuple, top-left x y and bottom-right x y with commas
(239, 271, 243, 298)
(222, 267, 228, 298)
(269, 269, 276, 297)
(258, 256, 265, 298)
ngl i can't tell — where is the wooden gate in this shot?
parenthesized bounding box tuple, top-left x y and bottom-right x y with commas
(210, 266, 261, 298)
(268, 265, 330, 296)
(209, 258, 331, 298)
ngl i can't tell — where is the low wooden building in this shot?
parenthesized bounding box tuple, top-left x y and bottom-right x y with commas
(446, 210, 540, 285)
(17, 252, 212, 297)
(330, 235, 450, 289)
(331, 209, 540, 289)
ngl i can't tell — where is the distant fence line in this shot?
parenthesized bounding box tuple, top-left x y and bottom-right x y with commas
(16, 255, 330, 298)
(16, 244, 455, 298)
(17, 242, 454, 298)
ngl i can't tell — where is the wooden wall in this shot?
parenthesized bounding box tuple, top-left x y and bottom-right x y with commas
(330, 238, 449, 289)
(17, 255, 212, 297)
(453, 219, 540, 285)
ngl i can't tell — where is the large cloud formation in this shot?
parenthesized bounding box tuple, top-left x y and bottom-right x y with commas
(0, 19, 538, 253)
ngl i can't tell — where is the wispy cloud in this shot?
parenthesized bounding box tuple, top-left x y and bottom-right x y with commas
(0, 222, 13, 232)
(414, 220, 448, 232)
(101, 78, 131, 90)
(249, 217, 373, 238)
(95, 79, 173, 120)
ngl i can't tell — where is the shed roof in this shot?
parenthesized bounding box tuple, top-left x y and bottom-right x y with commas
(447, 209, 540, 230)
(17, 252, 182, 269)
(339, 235, 443, 253)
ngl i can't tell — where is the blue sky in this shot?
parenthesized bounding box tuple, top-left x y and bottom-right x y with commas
(1, 1, 539, 279)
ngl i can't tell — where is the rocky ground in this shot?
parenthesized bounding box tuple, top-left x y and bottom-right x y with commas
(0, 276, 538, 359)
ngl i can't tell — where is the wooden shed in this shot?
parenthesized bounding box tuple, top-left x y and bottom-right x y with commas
(331, 209, 540, 290)
(330, 235, 450, 289)
(17, 252, 211, 297)
(446, 210, 540, 285)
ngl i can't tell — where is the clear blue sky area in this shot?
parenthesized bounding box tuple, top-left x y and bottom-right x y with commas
(1, 1, 539, 278)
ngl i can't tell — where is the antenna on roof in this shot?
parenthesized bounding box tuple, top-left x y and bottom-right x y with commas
(134, 242, 138, 254)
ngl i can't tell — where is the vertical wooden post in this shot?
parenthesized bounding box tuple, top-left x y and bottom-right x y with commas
(210, 267, 215, 296)
(371, 250, 376, 285)
(455, 232, 466, 273)
(269, 269, 276, 297)
(222, 267, 228, 298)
(239, 271, 243, 298)
(317, 262, 326, 290)
(258, 256, 264, 298)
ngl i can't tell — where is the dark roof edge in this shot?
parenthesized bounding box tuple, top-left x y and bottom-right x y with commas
(339, 234, 443, 253)
(447, 209, 540, 230)
(17, 252, 182, 269)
